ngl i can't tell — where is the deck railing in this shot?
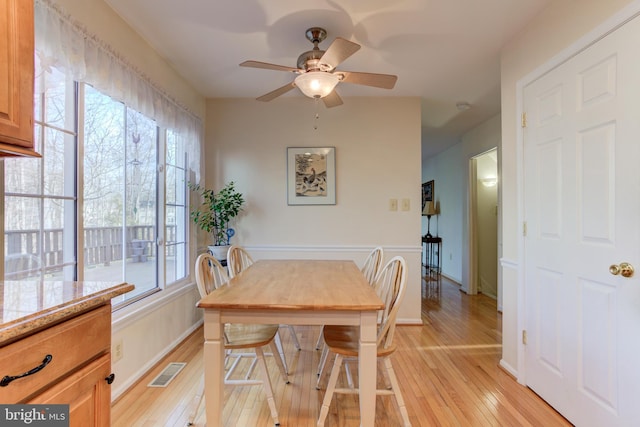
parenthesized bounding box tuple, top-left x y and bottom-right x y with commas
(4, 225, 175, 279)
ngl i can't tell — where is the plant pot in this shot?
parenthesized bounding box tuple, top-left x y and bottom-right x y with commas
(208, 245, 230, 261)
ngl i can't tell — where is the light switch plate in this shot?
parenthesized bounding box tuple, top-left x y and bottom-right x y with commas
(389, 198, 398, 211)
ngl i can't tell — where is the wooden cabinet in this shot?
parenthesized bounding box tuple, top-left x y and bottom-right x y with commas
(0, 0, 38, 157)
(0, 304, 113, 426)
(30, 355, 112, 427)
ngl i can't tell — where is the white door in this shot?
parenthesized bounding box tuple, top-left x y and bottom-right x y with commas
(523, 15, 640, 427)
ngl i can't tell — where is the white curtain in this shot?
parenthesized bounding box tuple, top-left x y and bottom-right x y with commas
(34, 0, 202, 180)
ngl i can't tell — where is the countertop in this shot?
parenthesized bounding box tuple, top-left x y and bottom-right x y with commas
(0, 280, 134, 346)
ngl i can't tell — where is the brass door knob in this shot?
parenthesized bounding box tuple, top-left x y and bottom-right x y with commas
(609, 262, 634, 278)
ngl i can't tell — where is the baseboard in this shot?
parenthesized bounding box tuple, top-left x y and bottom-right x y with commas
(396, 318, 424, 326)
(499, 358, 518, 379)
(441, 272, 462, 285)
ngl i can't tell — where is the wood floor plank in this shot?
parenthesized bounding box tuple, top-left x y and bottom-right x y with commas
(112, 274, 572, 426)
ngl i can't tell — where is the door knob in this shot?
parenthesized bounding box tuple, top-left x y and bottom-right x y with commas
(609, 262, 634, 278)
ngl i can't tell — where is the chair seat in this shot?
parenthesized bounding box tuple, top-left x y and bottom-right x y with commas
(323, 325, 397, 358)
(225, 324, 280, 349)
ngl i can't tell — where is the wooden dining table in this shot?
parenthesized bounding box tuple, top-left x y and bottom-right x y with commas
(197, 259, 385, 426)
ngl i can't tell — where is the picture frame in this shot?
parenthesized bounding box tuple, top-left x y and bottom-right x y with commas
(422, 180, 434, 210)
(287, 147, 336, 205)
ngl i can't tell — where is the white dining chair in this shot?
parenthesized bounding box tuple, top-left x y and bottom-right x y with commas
(315, 246, 384, 381)
(189, 252, 289, 426)
(316, 255, 411, 427)
(227, 245, 302, 353)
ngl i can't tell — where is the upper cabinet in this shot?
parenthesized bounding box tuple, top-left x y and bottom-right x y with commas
(0, 0, 38, 157)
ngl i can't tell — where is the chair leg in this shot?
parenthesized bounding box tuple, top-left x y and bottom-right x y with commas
(255, 346, 280, 426)
(316, 353, 343, 427)
(343, 360, 355, 389)
(288, 325, 301, 351)
(274, 331, 289, 374)
(315, 344, 330, 389)
(314, 325, 325, 350)
(383, 356, 412, 427)
(269, 340, 290, 384)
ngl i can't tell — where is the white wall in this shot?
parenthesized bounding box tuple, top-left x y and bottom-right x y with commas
(422, 114, 501, 289)
(499, 0, 635, 377)
(55, 0, 206, 400)
(205, 97, 423, 324)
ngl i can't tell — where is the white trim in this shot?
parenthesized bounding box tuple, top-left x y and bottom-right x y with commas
(441, 272, 462, 286)
(499, 359, 518, 379)
(467, 157, 478, 295)
(245, 244, 421, 254)
(499, 257, 518, 269)
(515, 0, 640, 385)
(396, 318, 424, 326)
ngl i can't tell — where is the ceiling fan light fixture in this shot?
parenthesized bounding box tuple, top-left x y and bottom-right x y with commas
(295, 71, 340, 99)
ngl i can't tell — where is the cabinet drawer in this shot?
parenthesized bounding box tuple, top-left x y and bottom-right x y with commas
(0, 305, 110, 403)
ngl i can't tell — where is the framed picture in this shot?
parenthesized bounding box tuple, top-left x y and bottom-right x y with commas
(287, 147, 336, 205)
(422, 180, 434, 210)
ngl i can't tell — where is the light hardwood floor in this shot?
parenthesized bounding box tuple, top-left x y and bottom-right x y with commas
(111, 274, 573, 426)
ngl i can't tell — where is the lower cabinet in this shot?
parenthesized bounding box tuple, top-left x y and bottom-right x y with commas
(29, 354, 111, 427)
(0, 304, 113, 426)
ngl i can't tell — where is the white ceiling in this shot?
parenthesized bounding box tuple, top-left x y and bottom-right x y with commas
(104, 0, 552, 159)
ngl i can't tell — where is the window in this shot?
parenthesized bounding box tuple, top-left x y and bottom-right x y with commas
(82, 85, 159, 301)
(4, 63, 76, 282)
(165, 130, 188, 284)
(5, 0, 200, 306)
(3, 63, 191, 306)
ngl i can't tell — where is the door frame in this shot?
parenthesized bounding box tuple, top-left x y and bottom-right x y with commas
(515, 1, 640, 385)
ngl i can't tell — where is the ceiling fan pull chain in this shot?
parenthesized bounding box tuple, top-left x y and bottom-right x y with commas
(314, 97, 320, 130)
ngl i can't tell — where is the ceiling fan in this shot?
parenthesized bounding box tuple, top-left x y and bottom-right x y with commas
(240, 27, 398, 108)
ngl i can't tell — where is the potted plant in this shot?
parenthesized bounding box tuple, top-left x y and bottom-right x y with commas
(188, 181, 245, 260)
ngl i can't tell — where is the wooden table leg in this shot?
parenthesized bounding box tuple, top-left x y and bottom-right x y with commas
(203, 309, 225, 427)
(359, 310, 377, 427)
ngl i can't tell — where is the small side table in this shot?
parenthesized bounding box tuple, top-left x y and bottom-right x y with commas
(422, 236, 442, 279)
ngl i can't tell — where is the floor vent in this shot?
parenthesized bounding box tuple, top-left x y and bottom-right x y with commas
(148, 362, 186, 388)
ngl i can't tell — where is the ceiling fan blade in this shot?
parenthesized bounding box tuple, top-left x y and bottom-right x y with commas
(256, 82, 297, 102)
(240, 60, 300, 73)
(319, 37, 361, 70)
(322, 90, 343, 108)
(338, 71, 398, 89)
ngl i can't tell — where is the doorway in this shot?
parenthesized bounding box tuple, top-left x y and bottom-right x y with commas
(469, 149, 498, 299)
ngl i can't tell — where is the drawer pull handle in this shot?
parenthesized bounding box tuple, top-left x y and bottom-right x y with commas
(105, 373, 115, 384)
(0, 354, 53, 387)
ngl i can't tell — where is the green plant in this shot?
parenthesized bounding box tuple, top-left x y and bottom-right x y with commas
(188, 181, 245, 246)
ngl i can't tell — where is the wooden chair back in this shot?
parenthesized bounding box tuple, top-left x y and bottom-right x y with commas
(371, 256, 407, 350)
(227, 245, 255, 278)
(361, 246, 384, 285)
(195, 252, 229, 298)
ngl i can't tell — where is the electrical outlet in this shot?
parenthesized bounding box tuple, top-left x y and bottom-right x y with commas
(401, 198, 410, 211)
(113, 339, 123, 362)
(389, 198, 398, 211)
